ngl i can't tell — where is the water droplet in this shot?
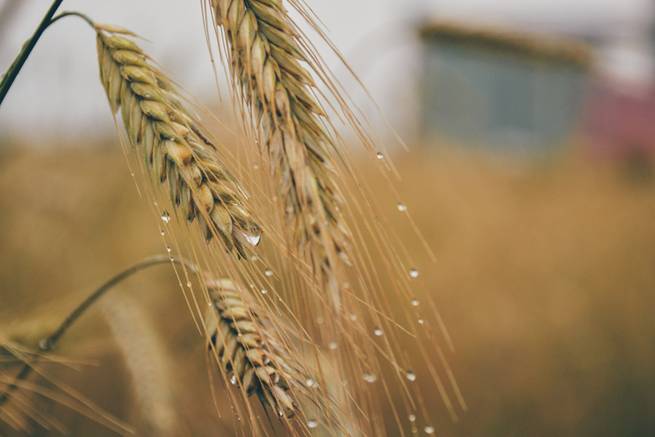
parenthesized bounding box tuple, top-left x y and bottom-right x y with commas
(161, 211, 171, 224)
(406, 370, 416, 382)
(159, 229, 165, 236)
(230, 375, 238, 385)
(424, 425, 435, 434)
(166, 246, 172, 253)
(186, 281, 192, 288)
(363, 372, 377, 383)
(373, 327, 384, 337)
(408, 414, 416, 422)
(38, 339, 49, 351)
(328, 341, 338, 350)
(307, 419, 318, 429)
(411, 298, 420, 307)
(260, 288, 268, 295)
(241, 230, 261, 247)
(418, 319, 425, 325)
(376, 152, 385, 160)
(264, 269, 274, 277)
(409, 268, 419, 279)
(305, 378, 316, 388)
(397, 202, 408, 212)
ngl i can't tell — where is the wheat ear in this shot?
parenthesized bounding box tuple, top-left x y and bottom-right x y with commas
(205, 278, 301, 418)
(96, 23, 261, 256)
(211, 0, 351, 307)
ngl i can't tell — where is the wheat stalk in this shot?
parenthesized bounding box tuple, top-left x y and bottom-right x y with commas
(95, 23, 261, 256)
(101, 295, 177, 436)
(210, 0, 352, 307)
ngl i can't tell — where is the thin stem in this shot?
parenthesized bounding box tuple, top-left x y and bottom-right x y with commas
(0, 255, 198, 406)
(0, 0, 64, 106)
(50, 11, 95, 29)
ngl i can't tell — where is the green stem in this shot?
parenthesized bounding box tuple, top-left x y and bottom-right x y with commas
(0, 255, 198, 406)
(0, 0, 65, 106)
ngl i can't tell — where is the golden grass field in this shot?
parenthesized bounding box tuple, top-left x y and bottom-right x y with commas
(1, 143, 654, 436)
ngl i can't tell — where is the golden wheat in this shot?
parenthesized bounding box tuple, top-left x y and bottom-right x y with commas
(210, 0, 351, 307)
(96, 24, 261, 256)
(205, 278, 300, 418)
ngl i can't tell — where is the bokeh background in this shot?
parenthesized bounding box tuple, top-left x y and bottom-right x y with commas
(1, 0, 655, 435)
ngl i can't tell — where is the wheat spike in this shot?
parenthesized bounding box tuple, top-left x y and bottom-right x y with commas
(205, 278, 300, 418)
(210, 0, 351, 307)
(95, 24, 261, 256)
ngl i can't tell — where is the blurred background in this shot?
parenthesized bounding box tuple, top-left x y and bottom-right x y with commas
(1, 0, 655, 435)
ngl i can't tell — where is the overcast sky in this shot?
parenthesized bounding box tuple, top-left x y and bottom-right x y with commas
(0, 0, 653, 143)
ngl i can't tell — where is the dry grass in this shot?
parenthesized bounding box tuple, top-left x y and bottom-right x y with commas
(2, 144, 654, 435)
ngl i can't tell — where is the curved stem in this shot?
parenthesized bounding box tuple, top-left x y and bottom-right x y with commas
(0, 0, 65, 106)
(50, 11, 95, 29)
(0, 255, 198, 406)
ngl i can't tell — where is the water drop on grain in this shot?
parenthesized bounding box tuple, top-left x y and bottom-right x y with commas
(242, 231, 261, 247)
(166, 246, 172, 253)
(424, 426, 435, 434)
(230, 375, 238, 385)
(307, 419, 318, 429)
(328, 341, 338, 350)
(411, 298, 420, 307)
(161, 211, 171, 224)
(373, 327, 384, 337)
(186, 281, 192, 288)
(397, 202, 408, 212)
(376, 152, 385, 160)
(408, 414, 416, 422)
(260, 288, 268, 295)
(305, 378, 316, 388)
(264, 269, 274, 277)
(409, 268, 419, 279)
(406, 370, 416, 382)
(363, 372, 377, 383)
(159, 229, 165, 236)
(418, 319, 425, 325)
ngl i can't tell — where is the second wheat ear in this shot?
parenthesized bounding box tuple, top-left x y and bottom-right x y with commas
(95, 22, 261, 257)
(211, 0, 353, 309)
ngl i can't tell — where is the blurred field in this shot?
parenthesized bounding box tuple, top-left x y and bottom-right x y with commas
(1, 144, 654, 435)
